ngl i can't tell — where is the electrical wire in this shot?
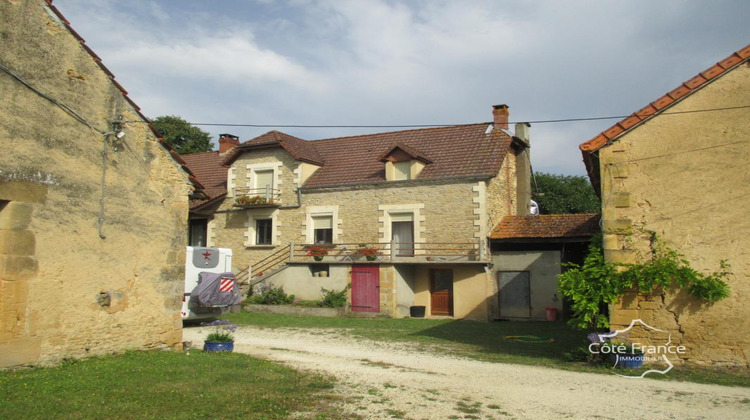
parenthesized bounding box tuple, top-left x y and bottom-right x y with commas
(184, 105, 750, 129)
(1, 61, 117, 239)
(605, 140, 749, 166)
(0, 62, 105, 134)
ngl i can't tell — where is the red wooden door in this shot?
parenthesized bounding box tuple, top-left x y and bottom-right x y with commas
(351, 266, 380, 313)
(430, 269, 453, 316)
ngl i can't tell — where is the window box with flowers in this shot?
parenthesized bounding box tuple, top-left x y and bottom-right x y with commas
(234, 195, 277, 208)
(356, 245, 381, 261)
(306, 245, 330, 261)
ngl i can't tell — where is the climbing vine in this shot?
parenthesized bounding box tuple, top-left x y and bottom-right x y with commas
(558, 234, 731, 330)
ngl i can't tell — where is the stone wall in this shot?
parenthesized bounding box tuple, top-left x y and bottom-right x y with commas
(599, 62, 750, 365)
(213, 164, 492, 273)
(0, 1, 192, 367)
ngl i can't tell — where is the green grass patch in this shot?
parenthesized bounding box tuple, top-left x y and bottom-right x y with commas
(0, 350, 343, 419)
(222, 312, 750, 387)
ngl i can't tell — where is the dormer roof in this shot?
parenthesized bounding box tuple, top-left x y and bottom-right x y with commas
(222, 130, 324, 166)
(378, 142, 433, 164)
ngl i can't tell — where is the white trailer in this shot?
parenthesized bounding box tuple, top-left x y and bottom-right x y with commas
(181, 247, 233, 320)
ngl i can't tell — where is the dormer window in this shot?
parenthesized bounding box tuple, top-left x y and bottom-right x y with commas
(393, 161, 412, 181)
(379, 143, 432, 182)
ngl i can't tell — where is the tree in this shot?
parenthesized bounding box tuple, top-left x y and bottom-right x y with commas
(533, 172, 600, 214)
(151, 115, 214, 154)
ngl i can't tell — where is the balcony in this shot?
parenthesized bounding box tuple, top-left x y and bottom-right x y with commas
(291, 242, 487, 264)
(247, 241, 488, 281)
(233, 187, 281, 208)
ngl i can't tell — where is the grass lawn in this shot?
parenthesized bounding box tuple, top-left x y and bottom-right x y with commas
(223, 312, 750, 387)
(0, 350, 343, 419)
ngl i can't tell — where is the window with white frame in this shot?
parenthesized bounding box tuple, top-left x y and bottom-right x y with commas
(312, 215, 333, 244)
(244, 162, 282, 203)
(245, 210, 278, 247)
(253, 169, 274, 201)
(305, 206, 339, 244)
(255, 219, 273, 245)
(393, 161, 412, 180)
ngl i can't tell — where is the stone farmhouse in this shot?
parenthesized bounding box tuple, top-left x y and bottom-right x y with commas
(186, 105, 598, 321)
(1, 0, 198, 367)
(579, 44, 750, 365)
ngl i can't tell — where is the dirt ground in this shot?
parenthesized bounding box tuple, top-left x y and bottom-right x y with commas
(183, 325, 750, 419)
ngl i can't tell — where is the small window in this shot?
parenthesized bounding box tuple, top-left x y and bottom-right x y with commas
(312, 216, 333, 244)
(393, 161, 411, 180)
(256, 219, 273, 245)
(189, 219, 208, 247)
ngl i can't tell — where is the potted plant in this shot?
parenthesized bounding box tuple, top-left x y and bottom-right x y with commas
(593, 334, 645, 369)
(201, 319, 237, 352)
(235, 195, 271, 206)
(356, 245, 381, 261)
(307, 245, 329, 261)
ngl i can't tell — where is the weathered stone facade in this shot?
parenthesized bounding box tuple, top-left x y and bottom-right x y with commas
(202, 125, 526, 321)
(212, 146, 497, 272)
(594, 60, 750, 365)
(0, 0, 193, 367)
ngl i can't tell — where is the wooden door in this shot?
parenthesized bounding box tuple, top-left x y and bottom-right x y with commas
(430, 269, 453, 316)
(351, 266, 380, 313)
(498, 271, 531, 318)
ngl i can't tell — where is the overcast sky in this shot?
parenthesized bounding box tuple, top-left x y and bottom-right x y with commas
(53, 0, 749, 175)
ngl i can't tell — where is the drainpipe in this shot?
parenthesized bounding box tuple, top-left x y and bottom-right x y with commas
(279, 188, 303, 209)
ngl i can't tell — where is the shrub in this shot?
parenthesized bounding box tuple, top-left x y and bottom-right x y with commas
(318, 286, 348, 308)
(558, 233, 731, 330)
(248, 286, 294, 305)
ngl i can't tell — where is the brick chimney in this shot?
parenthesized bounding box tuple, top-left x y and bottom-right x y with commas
(218, 133, 239, 154)
(492, 104, 509, 130)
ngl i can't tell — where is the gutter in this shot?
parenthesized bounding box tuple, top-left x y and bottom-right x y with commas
(299, 174, 496, 192)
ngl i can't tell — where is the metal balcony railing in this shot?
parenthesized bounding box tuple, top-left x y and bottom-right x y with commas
(233, 187, 281, 207)
(286, 241, 487, 263)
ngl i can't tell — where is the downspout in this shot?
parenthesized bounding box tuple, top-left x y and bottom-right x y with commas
(484, 265, 494, 321)
(279, 188, 303, 209)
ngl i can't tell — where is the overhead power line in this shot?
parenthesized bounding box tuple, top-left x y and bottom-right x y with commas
(187, 105, 750, 129)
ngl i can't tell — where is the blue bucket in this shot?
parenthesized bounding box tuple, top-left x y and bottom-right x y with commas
(203, 341, 234, 352)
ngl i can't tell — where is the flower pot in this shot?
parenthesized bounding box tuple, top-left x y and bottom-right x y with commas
(610, 352, 644, 369)
(203, 341, 234, 352)
(366, 255, 377, 261)
(313, 256, 323, 261)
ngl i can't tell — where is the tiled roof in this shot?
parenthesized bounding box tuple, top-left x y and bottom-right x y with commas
(181, 151, 227, 210)
(580, 44, 750, 154)
(489, 213, 600, 240)
(303, 123, 511, 188)
(223, 130, 324, 166)
(43, 0, 203, 193)
(221, 123, 511, 189)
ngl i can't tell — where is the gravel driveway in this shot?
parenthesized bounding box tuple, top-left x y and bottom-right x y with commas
(183, 325, 750, 419)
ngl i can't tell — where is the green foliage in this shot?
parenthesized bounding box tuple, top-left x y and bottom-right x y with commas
(558, 235, 732, 330)
(151, 115, 214, 154)
(557, 236, 619, 329)
(249, 286, 295, 305)
(318, 286, 349, 308)
(533, 172, 600, 214)
(202, 320, 237, 343)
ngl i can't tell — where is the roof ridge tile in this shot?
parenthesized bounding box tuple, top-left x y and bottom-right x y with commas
(579, 44, 750, 153)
